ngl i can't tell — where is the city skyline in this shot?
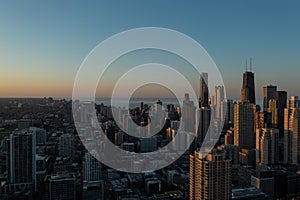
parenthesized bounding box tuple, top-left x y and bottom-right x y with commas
(0, 1, 300, 99)
(1, 53, 300, 198)
(2, 1, 300, 199)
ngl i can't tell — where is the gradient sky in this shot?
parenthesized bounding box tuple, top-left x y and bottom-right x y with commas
(0, 0, 300, 100)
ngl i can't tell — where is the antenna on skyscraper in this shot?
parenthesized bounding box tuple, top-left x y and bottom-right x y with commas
(245, 59, 248, 72)
(250, 57, 253, 72)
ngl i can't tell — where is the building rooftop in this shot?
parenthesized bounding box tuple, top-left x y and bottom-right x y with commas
(45, 172, 75, 181)
(232, 187, 267, 199)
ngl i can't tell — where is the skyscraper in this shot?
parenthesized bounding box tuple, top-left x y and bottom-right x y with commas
(224, 99, 234, 127)
(268, 99, 278, 128)
(275, 91, 287, 138)
(214, 85, 225, 120)
(195, 107, 211, 147)
(275, 91, 287, 109)
(234, 101, 257, 149)
(190, 150, 232, 200)
(256, 128, 279, 165)
(284, 107, 300, 165)
(199, 72, 209, 108)
(182, 93, 196, 132)
(8, 132, 36, 189)
(241, 60, 256, 104)
(255, 110, 272, 130)
(288, 96, 300, 108)
(82, 151, 104, 200)
(83, 151, 102, 182)
(263, 85, 277, 111)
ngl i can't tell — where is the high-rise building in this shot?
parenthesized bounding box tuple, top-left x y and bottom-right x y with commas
(8, 132, 36, 189)
(199, 72, 209, 108)
(83, 151, 102, 182)
(241, 61, 256, 104)
(224, 99, 234, 127)
(182, 93, 196, 132)
(284, 107, 300, 165)
(234, 101, 257, 149)
(275, 91, 287, 138)
(28, 127, 47, 144)
(256, 128, 279, 165)
(268, 99, 278, 128)
(255, 110, 272, 130)
(275, 91, 287, 109)
(195, 107, 211, 147)
(44, 173, 76, 200)
(58, 133, 75, 159)
(263, 85, 277, 111)
(214, 86, 225, 120)
(288, 96, 300, 108)
(190, 150, 232, 200)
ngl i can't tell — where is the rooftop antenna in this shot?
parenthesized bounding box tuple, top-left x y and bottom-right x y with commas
(245, 59, 248, 72)
(250, 57, 253, 72)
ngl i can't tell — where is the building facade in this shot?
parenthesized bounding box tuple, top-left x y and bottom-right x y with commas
(190, 150, 232, 200)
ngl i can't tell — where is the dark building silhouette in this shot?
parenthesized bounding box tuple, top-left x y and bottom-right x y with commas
(8, 132, 36, 189)
(199, 72, 209, 108)
(241, 59, 256, 104)
(275, 91, 287, 138)
(263, 85, 277, 111)
(195, 107, 211, 147)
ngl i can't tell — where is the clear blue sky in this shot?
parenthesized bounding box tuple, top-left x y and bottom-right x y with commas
(0, 0, 299, 99)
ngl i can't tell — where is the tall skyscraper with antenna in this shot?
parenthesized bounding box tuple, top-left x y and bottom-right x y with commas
(241, 58, 256, 104)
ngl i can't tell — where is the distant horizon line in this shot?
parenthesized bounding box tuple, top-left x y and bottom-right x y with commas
(0, 96, 267, 101)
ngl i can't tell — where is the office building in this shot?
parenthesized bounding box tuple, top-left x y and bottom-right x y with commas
(195, 107, 211, 147)
(255, 110, 271, 130)
(8, 132, 36, 190)
(44, 173, 76, 200)
(288, 96, 300, 109)
(241, 60, 256, 104)
(234, 101, 257, 149)
(83, 151, 102, 182)
(284, 107, 300, 165)
(214, 86, 225, 120)
(199, 72, 209, 108)
(182, 93, 196, 132)
(256, 128, 279, 165)
(275, 91, 287, 137)
(263, 85, 277, 111)
(224, 99, 234, 127)
(268, 99, 278, 128)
